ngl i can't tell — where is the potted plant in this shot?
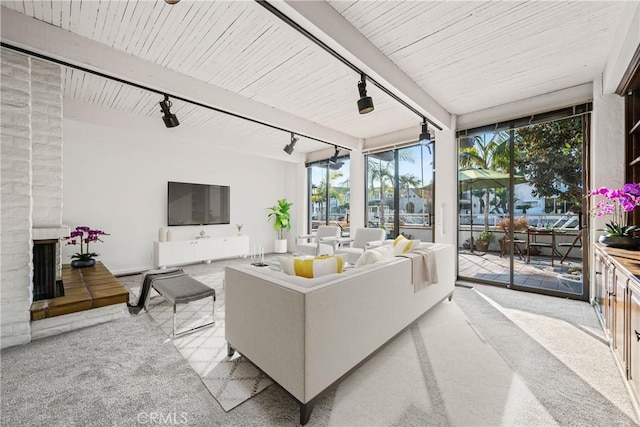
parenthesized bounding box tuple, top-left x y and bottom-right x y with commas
(267, 199, 293, 253)
(591, 183, 640, 248)
(64, 226, 109, 268)
(476, 230, 495, 252)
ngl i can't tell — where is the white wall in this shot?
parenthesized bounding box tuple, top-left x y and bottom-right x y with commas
(434, 115, 458, 248)
(603, 3, 640, 94)
(63, 110, 298, 274)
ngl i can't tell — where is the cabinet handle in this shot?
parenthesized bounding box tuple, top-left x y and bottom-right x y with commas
(608, 292, 615, 296)
(636, 330, 640, 342)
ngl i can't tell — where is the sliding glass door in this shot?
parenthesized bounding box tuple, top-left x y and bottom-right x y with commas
(458, 111, 588, 299)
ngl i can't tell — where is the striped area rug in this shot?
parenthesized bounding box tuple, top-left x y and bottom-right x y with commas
(125, 270, 273, 411)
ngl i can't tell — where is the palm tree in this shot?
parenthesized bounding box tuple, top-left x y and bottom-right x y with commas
(399, 173, 422, 212)
(459, 132, 510, 229)
(315, 170, 344, 225)
(367, 149, 419, 232)
(368, 159, 393, 227)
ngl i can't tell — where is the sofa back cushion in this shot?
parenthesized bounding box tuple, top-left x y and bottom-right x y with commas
(280, 255, 344, 279)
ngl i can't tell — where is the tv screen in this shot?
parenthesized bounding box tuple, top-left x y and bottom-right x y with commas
(168, 182, 230, 226)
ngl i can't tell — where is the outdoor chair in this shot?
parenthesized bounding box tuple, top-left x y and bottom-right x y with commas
(526, 228, 558, 266)
(296, 225, 341, 256)
(559, 213, 584, 264)
(335, 227, 386, 264)
(499, 228, 525, 260)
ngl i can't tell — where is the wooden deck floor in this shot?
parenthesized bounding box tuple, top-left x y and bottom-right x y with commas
(458, 250, 584, 295)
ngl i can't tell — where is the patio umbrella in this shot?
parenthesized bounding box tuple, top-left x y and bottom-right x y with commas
(459, 168, 525, 191)
(459, 168, 526, 253)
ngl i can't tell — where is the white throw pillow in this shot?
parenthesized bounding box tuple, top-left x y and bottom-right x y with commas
(392, 235, 421, 255)
(354, 244, 393, 268)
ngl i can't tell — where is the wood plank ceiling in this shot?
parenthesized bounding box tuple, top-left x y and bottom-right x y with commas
(0, 0, 629, 155)
(330, 0, 625, 115)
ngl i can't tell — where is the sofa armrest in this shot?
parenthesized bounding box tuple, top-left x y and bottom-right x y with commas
(336, 237, 354, 247)
(364, 240, 384, 249)
(225, 267, 306, 401)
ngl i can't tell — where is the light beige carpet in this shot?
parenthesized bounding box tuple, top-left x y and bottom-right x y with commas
(56, 262, 637, 426)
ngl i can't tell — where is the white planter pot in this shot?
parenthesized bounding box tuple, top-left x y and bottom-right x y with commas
(274, 239, 288, 254)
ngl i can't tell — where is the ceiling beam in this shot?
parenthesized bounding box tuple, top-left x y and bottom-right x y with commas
(269, 0, 452, 130)
(0, 7, 359, 150)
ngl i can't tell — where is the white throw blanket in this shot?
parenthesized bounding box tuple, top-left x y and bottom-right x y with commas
(398, 248, 438, 292)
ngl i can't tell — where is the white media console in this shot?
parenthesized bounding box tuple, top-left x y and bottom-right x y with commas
(153, 235, 250, 268)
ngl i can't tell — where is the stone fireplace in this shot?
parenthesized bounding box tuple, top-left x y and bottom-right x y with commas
(1, 48, 128, 348)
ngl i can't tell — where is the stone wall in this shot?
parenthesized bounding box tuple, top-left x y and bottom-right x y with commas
(30, 59, 63, 228)
(0, 48, 63, 348)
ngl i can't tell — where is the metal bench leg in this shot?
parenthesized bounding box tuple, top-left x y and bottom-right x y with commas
(171, 296, 216, 339)
(173, 303, 177, 339)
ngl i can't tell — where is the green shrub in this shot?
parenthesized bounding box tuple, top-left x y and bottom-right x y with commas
(478, 231, 495, 243)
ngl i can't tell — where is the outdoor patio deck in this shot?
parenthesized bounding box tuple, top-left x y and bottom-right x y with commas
(459, 250, 583, 295)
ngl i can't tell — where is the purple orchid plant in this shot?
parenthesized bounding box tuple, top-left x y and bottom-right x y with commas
(64, 226, 109, 261)
(590, 183, 640, 237)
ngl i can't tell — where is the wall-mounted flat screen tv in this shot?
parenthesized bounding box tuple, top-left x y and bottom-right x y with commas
(168, 181, 230, 226)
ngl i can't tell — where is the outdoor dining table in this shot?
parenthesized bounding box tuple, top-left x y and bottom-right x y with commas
(526, 227, 565, 266)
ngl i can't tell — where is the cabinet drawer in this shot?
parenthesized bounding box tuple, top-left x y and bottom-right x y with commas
(630, 284, 640, 403)
(614, 270, 628, 364)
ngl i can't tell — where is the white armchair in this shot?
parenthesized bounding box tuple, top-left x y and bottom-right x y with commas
(296, 225, 341, 256)
(336, 227, 386, 263)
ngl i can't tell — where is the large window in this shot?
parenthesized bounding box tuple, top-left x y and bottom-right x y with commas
(307, 156, 350, 234)
(457, 107, 590, 299)
(366, 144, 435, 241)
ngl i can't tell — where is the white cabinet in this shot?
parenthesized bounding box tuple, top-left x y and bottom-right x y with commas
(153, 236, 249, 268)
(167, 240, 195, 266)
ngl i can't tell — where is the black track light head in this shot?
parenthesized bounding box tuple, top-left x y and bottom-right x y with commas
(284, 133, 298, 155)
(329, 146, 344, 169)
(419, 121, 431, 145)
(357, 73, 374, 114)
(159, 95, 179, 128)
(329, 146, 340, 164)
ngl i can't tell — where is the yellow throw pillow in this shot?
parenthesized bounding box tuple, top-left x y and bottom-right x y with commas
(393, 235, 421, 255)
(280, 255, 344, 278)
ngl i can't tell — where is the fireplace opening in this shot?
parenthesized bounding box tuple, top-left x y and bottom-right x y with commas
(33, 239, 63, 301)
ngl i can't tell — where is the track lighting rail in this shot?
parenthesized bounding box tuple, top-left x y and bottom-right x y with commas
(0, 42, 352, 151)
(255, 0, 442, 131)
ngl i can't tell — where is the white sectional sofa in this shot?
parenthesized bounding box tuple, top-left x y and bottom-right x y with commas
(224, 242, 455, 424)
